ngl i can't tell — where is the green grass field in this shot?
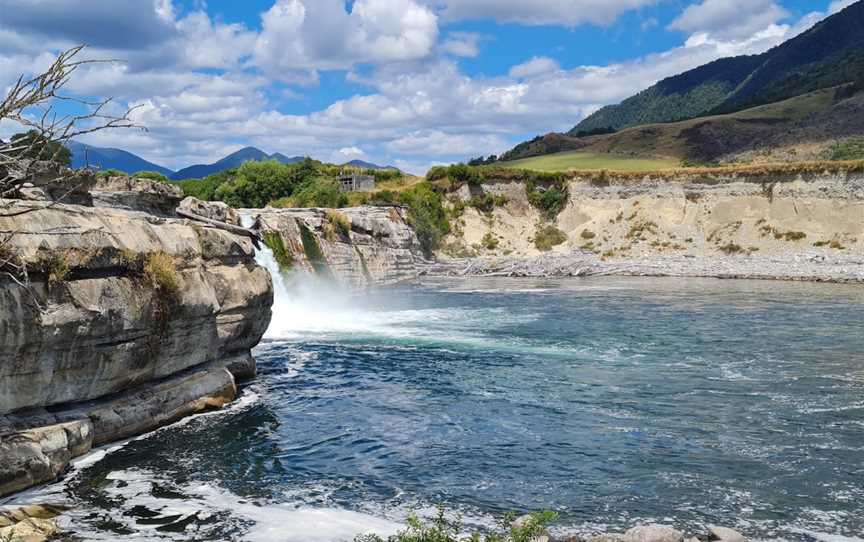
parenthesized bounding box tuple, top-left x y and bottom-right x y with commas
(500, 151, 679, 172)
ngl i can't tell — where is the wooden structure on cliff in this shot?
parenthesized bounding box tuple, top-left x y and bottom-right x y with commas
(338, 171, 375, 192)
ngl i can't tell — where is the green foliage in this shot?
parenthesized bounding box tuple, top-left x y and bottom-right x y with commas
(398, 182, 450, 257)
(355, 509, 558, 542)
(10, 130, 71, 165)
(143, 251, 180, 296)
(824, 137, 864, 161)
(177, 173, 226, 201)
(214, 160, 302, 208)
(324, 210, 352, 241)
(426, 164, 481, 185)
(469, 193, 507, 214)
(289, 179, 348, 208)
(534, 225, 568, 251)
(481, 232, 499, 250)
(298, 222, 331, 277)
(468, 155, 498, 166)
(573, 3, 864, 133)
(96, 168, 126, 179)
(262, 231, 294, 271)
(132, 171, 170, 183)
(526, 179, 569, 220)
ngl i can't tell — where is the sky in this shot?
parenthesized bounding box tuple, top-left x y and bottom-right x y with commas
(0, 0, 858, 174)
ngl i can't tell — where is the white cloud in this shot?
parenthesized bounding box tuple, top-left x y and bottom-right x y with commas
(829, 0, 858, 14)
(0, 0, 848, 175)
(436, 0, 659, 26)
(669, 0, 789, 40)
(338, 146, 366, 158)
(252, 0, 438, 76)
(387, 130, 508, 156)
(509, 57, 560, 79)
(440, 32, 483, 57)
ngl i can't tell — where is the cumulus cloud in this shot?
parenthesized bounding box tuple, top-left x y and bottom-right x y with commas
(436, 0, 658, 26)
(0, 0, 177, 49)
(440, 32, 483, 57)
(252, 0, 438, 76)
(0, 0, 846, 174)
(509, 57, 560, 79)
(669, 0, 789, 40)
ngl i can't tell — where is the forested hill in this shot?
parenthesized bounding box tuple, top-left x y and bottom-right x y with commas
(573, 0, 864, 133)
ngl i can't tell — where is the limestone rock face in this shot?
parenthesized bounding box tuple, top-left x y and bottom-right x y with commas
(90, 176, 184, 216)
(0, 197, 272, 497)
(252, 206, 422, 287)
(179, 196, 241, 225)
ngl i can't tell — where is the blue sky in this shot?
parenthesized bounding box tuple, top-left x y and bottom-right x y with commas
(0, 0, 856, 174)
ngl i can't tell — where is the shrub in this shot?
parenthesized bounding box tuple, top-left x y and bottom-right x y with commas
(426, 163, 482, 185)
(133, 171, 170, 183)
(534, 225, 567, 251)
(289, 179, 349, 208)
(143, 251, 180, 296)
(482, 232, 499, 250)
(398, 182, 451, 257)
(355, 509, 557, 542)
(581, 229, 596, 240)
(10, 130, 71, 166)
(469, 193, 507, 214)
(824, 137, 864, 161)
(41, 251, 71, 284)
(324, 210, 352, 241)
(718, 242, 744, 255)
(96, 168, 126, 179)
(525, 178, 569, 220)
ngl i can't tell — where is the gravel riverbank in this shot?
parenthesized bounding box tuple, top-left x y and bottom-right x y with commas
(420, 250, 864, 283)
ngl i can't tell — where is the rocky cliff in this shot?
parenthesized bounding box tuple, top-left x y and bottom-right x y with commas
(250, 206, 422, 287)
(441, 166, 864, 281)
(0, 176, 272, 497)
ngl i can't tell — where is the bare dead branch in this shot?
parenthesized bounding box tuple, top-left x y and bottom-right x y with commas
(0, 45, 144, 197)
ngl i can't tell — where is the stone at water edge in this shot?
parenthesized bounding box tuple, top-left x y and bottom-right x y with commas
(707, 526, 747, 542)
(586, 535, 628, 542)
(624, 524, 685, 542)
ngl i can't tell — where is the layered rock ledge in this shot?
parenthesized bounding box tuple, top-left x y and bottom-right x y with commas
(250, 206, 422, 287)
(0, 180, 272, 498)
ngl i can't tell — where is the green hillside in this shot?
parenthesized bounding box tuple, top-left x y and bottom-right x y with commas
(573, 0, 864, 133)
(500, 151, 678, 172)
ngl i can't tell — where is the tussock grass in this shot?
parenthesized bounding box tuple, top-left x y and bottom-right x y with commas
(144, 251, 180, 296)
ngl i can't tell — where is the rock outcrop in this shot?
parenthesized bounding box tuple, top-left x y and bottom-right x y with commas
(251, 206, 422, 287)
(439, 167, 864, 282)
(0, 176, 272, 498)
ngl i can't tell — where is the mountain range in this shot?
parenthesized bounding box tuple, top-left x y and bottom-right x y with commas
(67, 143, 397, 180)
(502, 0, 864, 163)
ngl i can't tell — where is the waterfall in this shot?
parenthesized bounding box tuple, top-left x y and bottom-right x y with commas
(241, 214, 382, 340)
